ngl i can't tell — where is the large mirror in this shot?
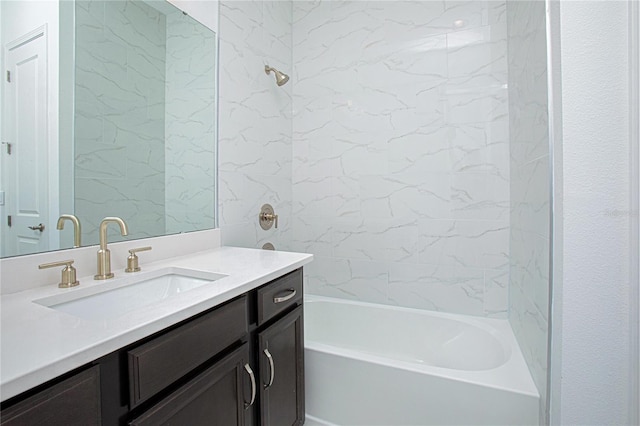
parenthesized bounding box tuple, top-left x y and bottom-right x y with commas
(0, 0, 218, 258)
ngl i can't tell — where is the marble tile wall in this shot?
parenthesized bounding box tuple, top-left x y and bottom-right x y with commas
(74, 0, 166, 245)
(506, 0, 550, 417)
(164, 11, 217, 234)
(291, 0, 510, 317)
(218, 1, 294, 251)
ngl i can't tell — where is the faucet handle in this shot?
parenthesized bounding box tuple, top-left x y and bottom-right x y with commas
(125, 246, 152, 273)
(39, 259, 80, 288)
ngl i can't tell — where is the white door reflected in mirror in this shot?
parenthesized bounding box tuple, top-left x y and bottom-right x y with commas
(1, 25, 54, 257)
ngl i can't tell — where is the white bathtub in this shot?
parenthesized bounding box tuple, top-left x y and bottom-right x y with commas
(304, 296, 539, 426)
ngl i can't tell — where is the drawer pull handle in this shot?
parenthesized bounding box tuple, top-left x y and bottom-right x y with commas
(244, 363, 256, 408)
(273, 289, 296, 304)
(263, 349, 275, 389)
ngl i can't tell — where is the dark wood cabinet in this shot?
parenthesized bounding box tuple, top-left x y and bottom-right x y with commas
(258, 306, 305, 426)
(0, 365, 101, 426)
(0, 268, 305, 426)
(129, 344, 252, 426)
(127, 295, 248, 408)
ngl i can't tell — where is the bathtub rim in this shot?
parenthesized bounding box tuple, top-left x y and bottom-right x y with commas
(305, 293, 513, 370)
(304, 294, 540, 398)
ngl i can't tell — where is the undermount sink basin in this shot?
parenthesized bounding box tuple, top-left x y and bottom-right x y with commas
(33, 267, 228, 321)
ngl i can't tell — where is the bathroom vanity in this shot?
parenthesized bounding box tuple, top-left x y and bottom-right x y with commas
(0, 245, 311, 426)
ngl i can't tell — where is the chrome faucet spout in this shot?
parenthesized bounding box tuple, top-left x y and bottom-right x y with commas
(56, 214, 82, 248)
(95, 217, 129, 280)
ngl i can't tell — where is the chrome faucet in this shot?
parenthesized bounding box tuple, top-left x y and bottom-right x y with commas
(57, 214, 82, 248)
(95, 217, 129, 280)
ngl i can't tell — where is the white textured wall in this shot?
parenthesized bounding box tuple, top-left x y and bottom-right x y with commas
(164, 10, 217, 234)
(506, 0, 549, 419)
(74, 0, 167, 245)
(291, 1, 510, 317)
(218, 1, 293, 251)
(552, 1, 633, 424)
(166, 0, 219, 33)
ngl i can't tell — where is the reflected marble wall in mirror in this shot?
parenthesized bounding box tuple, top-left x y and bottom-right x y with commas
(0, 0, 217, 258)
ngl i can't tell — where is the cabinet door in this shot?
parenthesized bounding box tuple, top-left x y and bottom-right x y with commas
(129, 344, 254, 426)
(0, 365, 101, 426)
(258, 306, 304, 426)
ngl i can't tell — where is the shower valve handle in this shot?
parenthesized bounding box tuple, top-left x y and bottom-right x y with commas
(259, 204, 278, 230)
(262, 212, 278, 228)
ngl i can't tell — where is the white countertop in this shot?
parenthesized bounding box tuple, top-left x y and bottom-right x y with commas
(0, 246, 313, 402)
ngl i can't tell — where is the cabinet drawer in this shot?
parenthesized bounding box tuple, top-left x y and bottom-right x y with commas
(257, 269, 302, 326)
(128, 296, 248, 407)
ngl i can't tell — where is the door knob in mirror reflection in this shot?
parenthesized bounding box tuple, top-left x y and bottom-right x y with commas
(38, 259, 79, 288)
(259, 204, 278, 230)
(125, 246, 152, 273)
(56, 214, 81, 247)
(28, 223, 45, 232)
(95, 217, 129, 280)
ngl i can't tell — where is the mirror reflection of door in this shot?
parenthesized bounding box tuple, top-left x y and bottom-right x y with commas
(1, 26, 51, 257)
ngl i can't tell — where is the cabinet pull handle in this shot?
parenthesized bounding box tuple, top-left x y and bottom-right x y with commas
(263, 349, 275, 389)
(243, 363, 256, 408)
(273, 289, 296, 304)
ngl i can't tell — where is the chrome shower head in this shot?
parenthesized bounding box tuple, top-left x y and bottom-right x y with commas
(265, 65, 289, 86)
